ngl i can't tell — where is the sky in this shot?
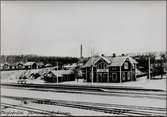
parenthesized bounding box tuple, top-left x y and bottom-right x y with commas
(1, 1, 166, 57)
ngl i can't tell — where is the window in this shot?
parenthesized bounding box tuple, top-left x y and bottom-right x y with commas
(102, 63, 104, 69)
(97, 62, 107, 69)
(124, 62, 129, 69)
(132, 64, 135, 69)
(122, 72, 125, 81)
(112, 67, 116, 70)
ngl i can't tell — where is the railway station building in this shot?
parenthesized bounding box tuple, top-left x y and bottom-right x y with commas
(82, 54, 138, 83)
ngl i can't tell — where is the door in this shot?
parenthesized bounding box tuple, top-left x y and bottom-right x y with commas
(102, 73, 107, 82)
(112, 73, 117, 81)
(98, 73, 102, 82)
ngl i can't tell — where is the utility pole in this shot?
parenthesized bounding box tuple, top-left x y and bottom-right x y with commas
(57, 62, 59, 83)
(148, 57, 151, 80)
(91, 48, 93, 84)
(80, 44, 83, 59)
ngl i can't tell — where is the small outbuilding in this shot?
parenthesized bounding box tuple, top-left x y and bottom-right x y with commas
(0, 64, 4, 70)
(16, 62, 24, 69)
(24, 62, 37, 69)
(63, 63, 77, 70)
(9, 63, 17, 70)
(2, 63, 10, 70)
(37, 62, 45, 68)
(45, 63, 52, 67)
(43, 69, 75, 83)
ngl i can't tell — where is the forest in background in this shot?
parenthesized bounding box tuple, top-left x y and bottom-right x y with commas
(0, 51, 166, 71)
(0, 55, 80, 66)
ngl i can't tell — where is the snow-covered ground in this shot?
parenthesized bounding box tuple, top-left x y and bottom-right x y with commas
(1, 98, 115, 116)
(1, 70, 166, 90)
(1, 87, 165, 109)
(1, 78, 45, 84)
(1, 73, 166, 116)
(61, 76, 166, 91)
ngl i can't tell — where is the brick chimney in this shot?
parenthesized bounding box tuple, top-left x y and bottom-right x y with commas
(80, 44, 83, 58)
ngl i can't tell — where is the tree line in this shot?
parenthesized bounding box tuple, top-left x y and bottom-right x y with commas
(132, 52, 166, 77)
(0, 54, 79, 66)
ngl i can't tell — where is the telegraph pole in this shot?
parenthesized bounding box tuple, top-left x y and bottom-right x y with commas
(148, 57, 151, 80)
(57, 62, 59, 83)
(91, 48, 94, 84)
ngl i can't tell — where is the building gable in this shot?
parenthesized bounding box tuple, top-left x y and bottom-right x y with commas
(94, 57, 110, 65)
(95, 57, 109, 66)
(122, 58, 133, 70)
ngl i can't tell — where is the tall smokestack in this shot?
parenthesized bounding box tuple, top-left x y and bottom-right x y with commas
(80, 44, 83, 58)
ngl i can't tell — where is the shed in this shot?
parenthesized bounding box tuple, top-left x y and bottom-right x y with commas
(43, 69, 75, 83)
(37, 62, 45, 68)
(16, 62, 24, 69)
(45, 64, 52, 67)
(24, 62, 37, 69)
(2, 63, 10, 70)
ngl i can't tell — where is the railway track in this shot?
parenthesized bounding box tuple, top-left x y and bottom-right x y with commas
(2, 95, 166, 116)
(1, 102, 71, 116)
(2, 84, 166, 100)
(1, 83, 165, 91)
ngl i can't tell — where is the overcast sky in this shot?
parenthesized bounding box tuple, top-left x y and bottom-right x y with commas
(1, 1, 166, 57)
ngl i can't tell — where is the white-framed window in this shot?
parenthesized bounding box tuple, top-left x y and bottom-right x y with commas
(124, 62, 129, 69)
(132, 64, 135, 69)
(122, 72, 125, 81)
(102, 63, 104, 69)
(97, 62, 107, 69)
(112, 67, 117, 70)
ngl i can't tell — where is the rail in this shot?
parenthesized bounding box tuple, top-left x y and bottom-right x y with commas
(2, 95, 166, 116)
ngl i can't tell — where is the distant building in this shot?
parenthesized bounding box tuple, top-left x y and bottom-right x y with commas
(16, 62, 24, 69)
(43, 69, 75, 83)
(163, 63, 167, 73)
(2, 63, 10, 70)
(24, 62, 37, 69)
(45, 63, 52, 67)
(63, 63, 77, 70)
(63, 64, 72, 70)
(37, 62, 45, 68)
(0, 64, 4, 70)
(9, 63, 17, 70)
(82, 54, 137, 83)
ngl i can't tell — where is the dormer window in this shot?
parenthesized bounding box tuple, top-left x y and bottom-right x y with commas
(97, 62, 107, 69)
(112, 67, 117, 70)
(124, 62, 129, 69)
